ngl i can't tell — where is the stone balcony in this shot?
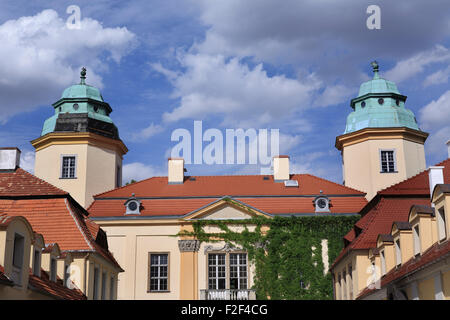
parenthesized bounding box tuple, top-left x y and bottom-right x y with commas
(200, 289, 256, 300)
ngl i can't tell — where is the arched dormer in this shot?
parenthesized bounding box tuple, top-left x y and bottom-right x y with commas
(31, 232, 44, 277)
(58, 252, 73, 288)
(431, 184, 450, 243)
(124, 194, 141, 215)
(408, 205, 435, 256)
(313, 195, 331, 213)
(0, 215, 34, 288)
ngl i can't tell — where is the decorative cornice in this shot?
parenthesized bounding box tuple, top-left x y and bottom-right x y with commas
(178, 240, 201, 252)
(203, 242, 242, 254)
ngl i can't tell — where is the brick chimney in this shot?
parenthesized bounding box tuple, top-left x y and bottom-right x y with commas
(0, 147, 21, 170)
(273, 155, 290, 182)
(168, 158, 185, 184)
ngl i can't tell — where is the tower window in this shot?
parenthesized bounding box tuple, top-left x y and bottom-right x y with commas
(61, 155, 77, 179)
(380, 150, 396, 173)
(378, 98, 384, 105)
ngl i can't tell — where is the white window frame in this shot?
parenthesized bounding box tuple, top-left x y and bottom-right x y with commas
(413, 225, 421, 256)
(395, 239, 402, 266)
(229, 253, 248, 290)
(60, 154, 77, 179)
(437, 207, 447, 242)
(149, 253, 169, 292)
(208, 253, 226, 290)
(379, 149, 397, 173)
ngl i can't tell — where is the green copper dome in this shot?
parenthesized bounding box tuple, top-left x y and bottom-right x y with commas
(344, 61, 420, 134)
(40, 68, 120, 139)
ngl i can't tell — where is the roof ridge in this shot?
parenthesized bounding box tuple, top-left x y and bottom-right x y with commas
(301, 173, 366, 194)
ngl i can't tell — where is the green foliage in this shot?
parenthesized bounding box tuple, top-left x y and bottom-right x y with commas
(179, 208, 358, 300)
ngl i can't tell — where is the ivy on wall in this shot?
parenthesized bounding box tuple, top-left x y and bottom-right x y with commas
(179, 199, 359, 300)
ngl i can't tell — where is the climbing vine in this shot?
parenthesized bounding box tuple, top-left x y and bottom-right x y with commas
(178, 199, 359, 300)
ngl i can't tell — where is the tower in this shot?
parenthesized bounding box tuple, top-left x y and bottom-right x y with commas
(336, 62, 428, 200)
(31, 68, 128, 208)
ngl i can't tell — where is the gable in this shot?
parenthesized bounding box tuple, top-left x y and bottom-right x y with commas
(200, 204, 255, 220)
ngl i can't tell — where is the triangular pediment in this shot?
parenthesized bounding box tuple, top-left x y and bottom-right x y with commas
(183, 197, 271, 221)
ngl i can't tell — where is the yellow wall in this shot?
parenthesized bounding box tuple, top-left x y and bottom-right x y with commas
(418, 277, 435, 300)
(341, 135, 426, 200)
(442, 270, 450, 300)
(33, 137, 123, 208)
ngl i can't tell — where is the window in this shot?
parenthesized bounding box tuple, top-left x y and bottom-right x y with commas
(64, 264, 69, 287)
(33, 249, 41, 277)
(380, 250, 386, 275)
(380, 150, 396, 173)
(61, 156, 76, 178)
(208, 254, 226, 290)
(125, 198, 141, 215)
(437, 207, 447, 241)
(116, 165, 121, 188)
(314, 196, 330, 213)
(50, 257, 57, 282)
(149, 253, 169, 292)
(229, 253, 247, 290)
(12, 233, 24, 285)
(413, 225, 420, 256)
(93, 267, 100, 300)
(348, 265, 353, 300)
(101, 272, 107, 300)
(342, 270, 347, 300)
(110, 277, 115, 300)
(395, 239, 401, 266)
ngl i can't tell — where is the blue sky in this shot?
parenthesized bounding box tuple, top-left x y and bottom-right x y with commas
(0, 0, 449, 184)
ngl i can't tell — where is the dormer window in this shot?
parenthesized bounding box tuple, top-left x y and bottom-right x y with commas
(413, 225, 420, 256)
(50, 257, 57, 282)
(314, 196, 330, 213)
(124, 195, 141, 215)
(437, 207, 447, 241)
(12, 233, 24, 285)
(33, 248, 41, 277)
(395, 239, 401, 266)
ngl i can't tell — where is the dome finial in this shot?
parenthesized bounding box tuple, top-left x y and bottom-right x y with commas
(80, 67, 87, 85)
(370, 61, 380, 79)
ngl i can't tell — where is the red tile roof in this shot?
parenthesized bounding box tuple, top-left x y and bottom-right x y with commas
(94, 174, 365, 198)
(0, 168, 67, 197)
(331, 158, 450, 271)
(28, 269, 86, 300)
(357, 239, 450, 299)
(89, 174, 367, 218)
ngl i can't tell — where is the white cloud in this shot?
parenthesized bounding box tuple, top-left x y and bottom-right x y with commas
(19, 150, 35, 173)
(0, 9, 136, 122)
(385, 45, 450, 83)
(423, 65, 450, 87)
(122, 162, 165, 183)
(131, 123, 165, 141)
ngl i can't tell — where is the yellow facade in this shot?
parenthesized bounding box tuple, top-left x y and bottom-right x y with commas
(32, 132, 127, 208)
(336, 127, 427, 200)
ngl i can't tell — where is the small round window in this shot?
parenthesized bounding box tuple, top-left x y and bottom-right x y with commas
(361, 101, 366, 108)
(378, 98, 384, 105)
(73, 103, 79, 110)
(317, 198, 327, 209)
(128, 201, 138, 211)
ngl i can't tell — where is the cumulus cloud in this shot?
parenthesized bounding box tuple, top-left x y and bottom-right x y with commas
(122, 162, 165, 184)
(419, 90, 450, 158)
(19, 150, 35, 173)
(155, 54, 352, 127)
(384, 45, 450, 83)
(423, 65, 450, 87)
(0, 9, 136, 122)
(131, 123, 165, 141)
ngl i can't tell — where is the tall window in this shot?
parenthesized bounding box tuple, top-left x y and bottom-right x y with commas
(208, 253, 226, 290)
(149, 253, 169, 292)
(50, 257, 57, 282)
(110, 277, 115, 300)
(116, 165, 121, 188)
(380, 150, 396, 173)
(61, 156, 76, 178)
(348, 265, 353, 300)
(413, 225, 421, 256)
(229, 253, 247, 290)
(101, 272, 107, 300)
(395, 239, 401, 266)
(33, 249, 41, 277)
(437, 207, 447, 241)
(93, 267, 99, 300)
(12, 233, 24, 285)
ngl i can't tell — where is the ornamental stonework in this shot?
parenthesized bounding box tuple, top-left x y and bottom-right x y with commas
(178, 240, 201, 252)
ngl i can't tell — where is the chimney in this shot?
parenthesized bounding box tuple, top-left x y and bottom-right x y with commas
(168, 158, 185, 184)
(428, 166, 444, 201)
(273, 155, 290, 182)
(0, 147, 21, 170)
(447, 140, 450, 159)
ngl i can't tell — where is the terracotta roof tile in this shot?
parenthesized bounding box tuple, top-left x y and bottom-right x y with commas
(28, 269, 86, 300)
(0, 168, 67, 197)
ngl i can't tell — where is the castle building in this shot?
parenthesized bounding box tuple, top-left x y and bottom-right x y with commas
(336, 61, 428, 201)
(31, 68, 128, 209)
(0, 147, 122, 300)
